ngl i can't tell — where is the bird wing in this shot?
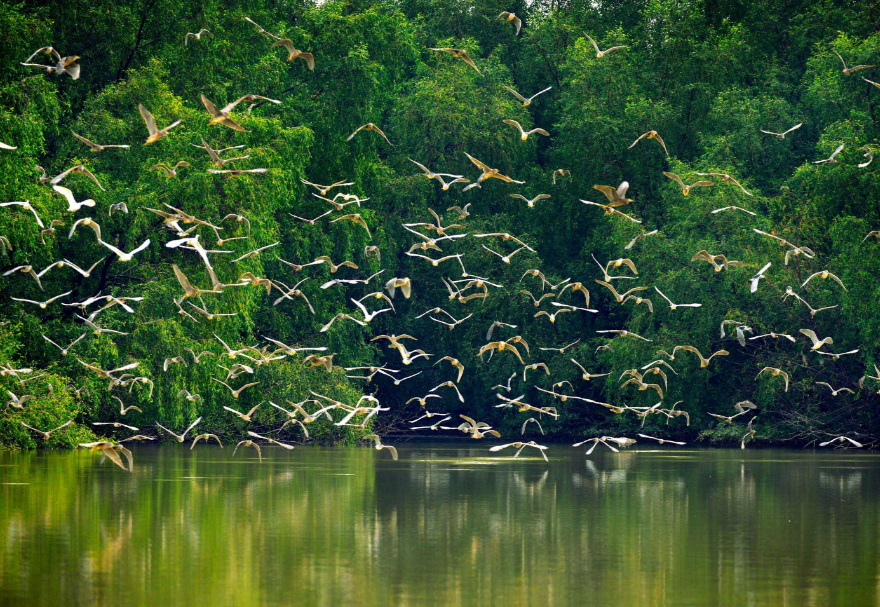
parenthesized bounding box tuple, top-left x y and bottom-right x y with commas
(138, 104, 158, 136)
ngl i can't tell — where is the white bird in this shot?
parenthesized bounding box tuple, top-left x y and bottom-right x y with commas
(430, 381, 464, 402)
(365, 434, 398, 460)
(815, 382, 854, 396)
(490, 441, 549, 461)
(802, 270, 847, 291)
(584, 33, 627, 58)
(185, 29, 212, 44)
(654, 287, 701, 310)
(813, 144, 845, 164)
(11, 290, 71, 309)
(60, 257, 106, 278)
(1, 200, 44, 228)
(224, 403, 262, 423)
(100, 238, 151, 262)
(750, 262, 772, 293)
(52, 185, 95, 212)
(637, 434, 686, 445)
(155, 417, 202, 443)
(510, 193, 551, 208)
(502, 119, 549, 141)
(819, 436, 863, 448)
(503, 85, 552, 106)
(42, 332, 86, 356)
(799, 329, 833, 351)
(760, 123, 803, 138)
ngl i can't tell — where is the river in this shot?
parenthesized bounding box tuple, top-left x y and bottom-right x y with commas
(0, 443, 877, 605)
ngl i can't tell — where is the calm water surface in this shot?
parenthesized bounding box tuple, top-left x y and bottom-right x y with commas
(1, 444, 878, 606)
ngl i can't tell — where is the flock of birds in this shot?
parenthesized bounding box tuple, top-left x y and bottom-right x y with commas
(2, 14, 879, 471)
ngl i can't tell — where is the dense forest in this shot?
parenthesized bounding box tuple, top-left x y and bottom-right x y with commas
(0, 0, 878, 450)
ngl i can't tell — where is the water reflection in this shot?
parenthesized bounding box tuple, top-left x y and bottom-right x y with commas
(1, 445, 879, 605)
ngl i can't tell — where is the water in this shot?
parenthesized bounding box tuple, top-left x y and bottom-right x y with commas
(0, 444, 878, 606)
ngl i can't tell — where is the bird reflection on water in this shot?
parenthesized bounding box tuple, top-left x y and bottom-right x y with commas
(2, 445, 880, 605)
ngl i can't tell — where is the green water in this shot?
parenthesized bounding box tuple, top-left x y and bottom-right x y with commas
(1, 444, 878, 606)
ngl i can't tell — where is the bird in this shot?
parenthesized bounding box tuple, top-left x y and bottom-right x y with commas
(100, 238, 151, 262)
(479, 341, 525, 364)
(858, 145, 874, 168)
(20, 420, 73, 441)
(272, 38, 315, 69)
(232, 242, 281, 262)
(813, 144, 845, 164)
(741, 418, 757, 449)
(50, 164, 106, 191)
(429, 47, 481, 74)
(502, 119, 549, 141)
(42, 333, 86, 356)
(289, 209, 333, 225)
(534, 308, 572, 324)
(363, 434, 398, 459)
(551, 169, 570, 184)
(523, 363, 550, 382)
(162, 356, 187, 372)
(450, 415, 500, 439)
(247, 430, 295, 450)
(799, 329, 833, 351)
(113, 396, 142, 415)
(150, 161, 190, 178)
(760, 123, 803, 138)
(819, 436, 863, 448)
(208, 168, 268, 176)
(1, 200, 45, 228)
(304, 354, 335, 372)
(185, 29, 212, 44)
(815, 382, 854, 396)
(5, 390, 35, 409)
(750, 262, 772, 293)
(79, 442, 133, 471)
(711, 206, 756, 216)
(385, 277, 412, 299)
(435, 356, 465, 382)
(503, 85, 551, 106)
(300, 179, 354, 196)
(92, 422, 139, 432)
(411, 416, 452, 431)
(802, 270, 847, 291)
(155, 418, 202, 443)
(674, 345, 729, 368)
(71, 131, 130, 152)
(756, 367, 789, 391)
(697, 172, 752, 196)
(68, 217, 102, 242)
(637, 434, 686, 446)
(629, 131, 669, 156)
(200, 94, 249, 132)
(663, 172, 714, 195)
(653, 287, 701, 310)
(592, 181, 631, 207)
(832, 49, 874, 75)
(11, 290, 71, 309)
(510, 193, 551, 208)
(191, 434, 222, 448)
(495, 11, 522, 34)
(584, 33, 627, 58)
(76, 360, 139, 379)
(212, 379, 260, 398)
(224, 403, 263, 423)
(233, 440, 262, 461)
(594, 280, 648, 303)
(139, 104, 182, 144)
(406, 394, 443, 409)
(430, 381, 464, 403)
(690, 250, 745, 272)
(491, 441, 549, 461)
(347, 123, 393, 145)
(482, 244, 526, 264)
(865, 77, 880, 90)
